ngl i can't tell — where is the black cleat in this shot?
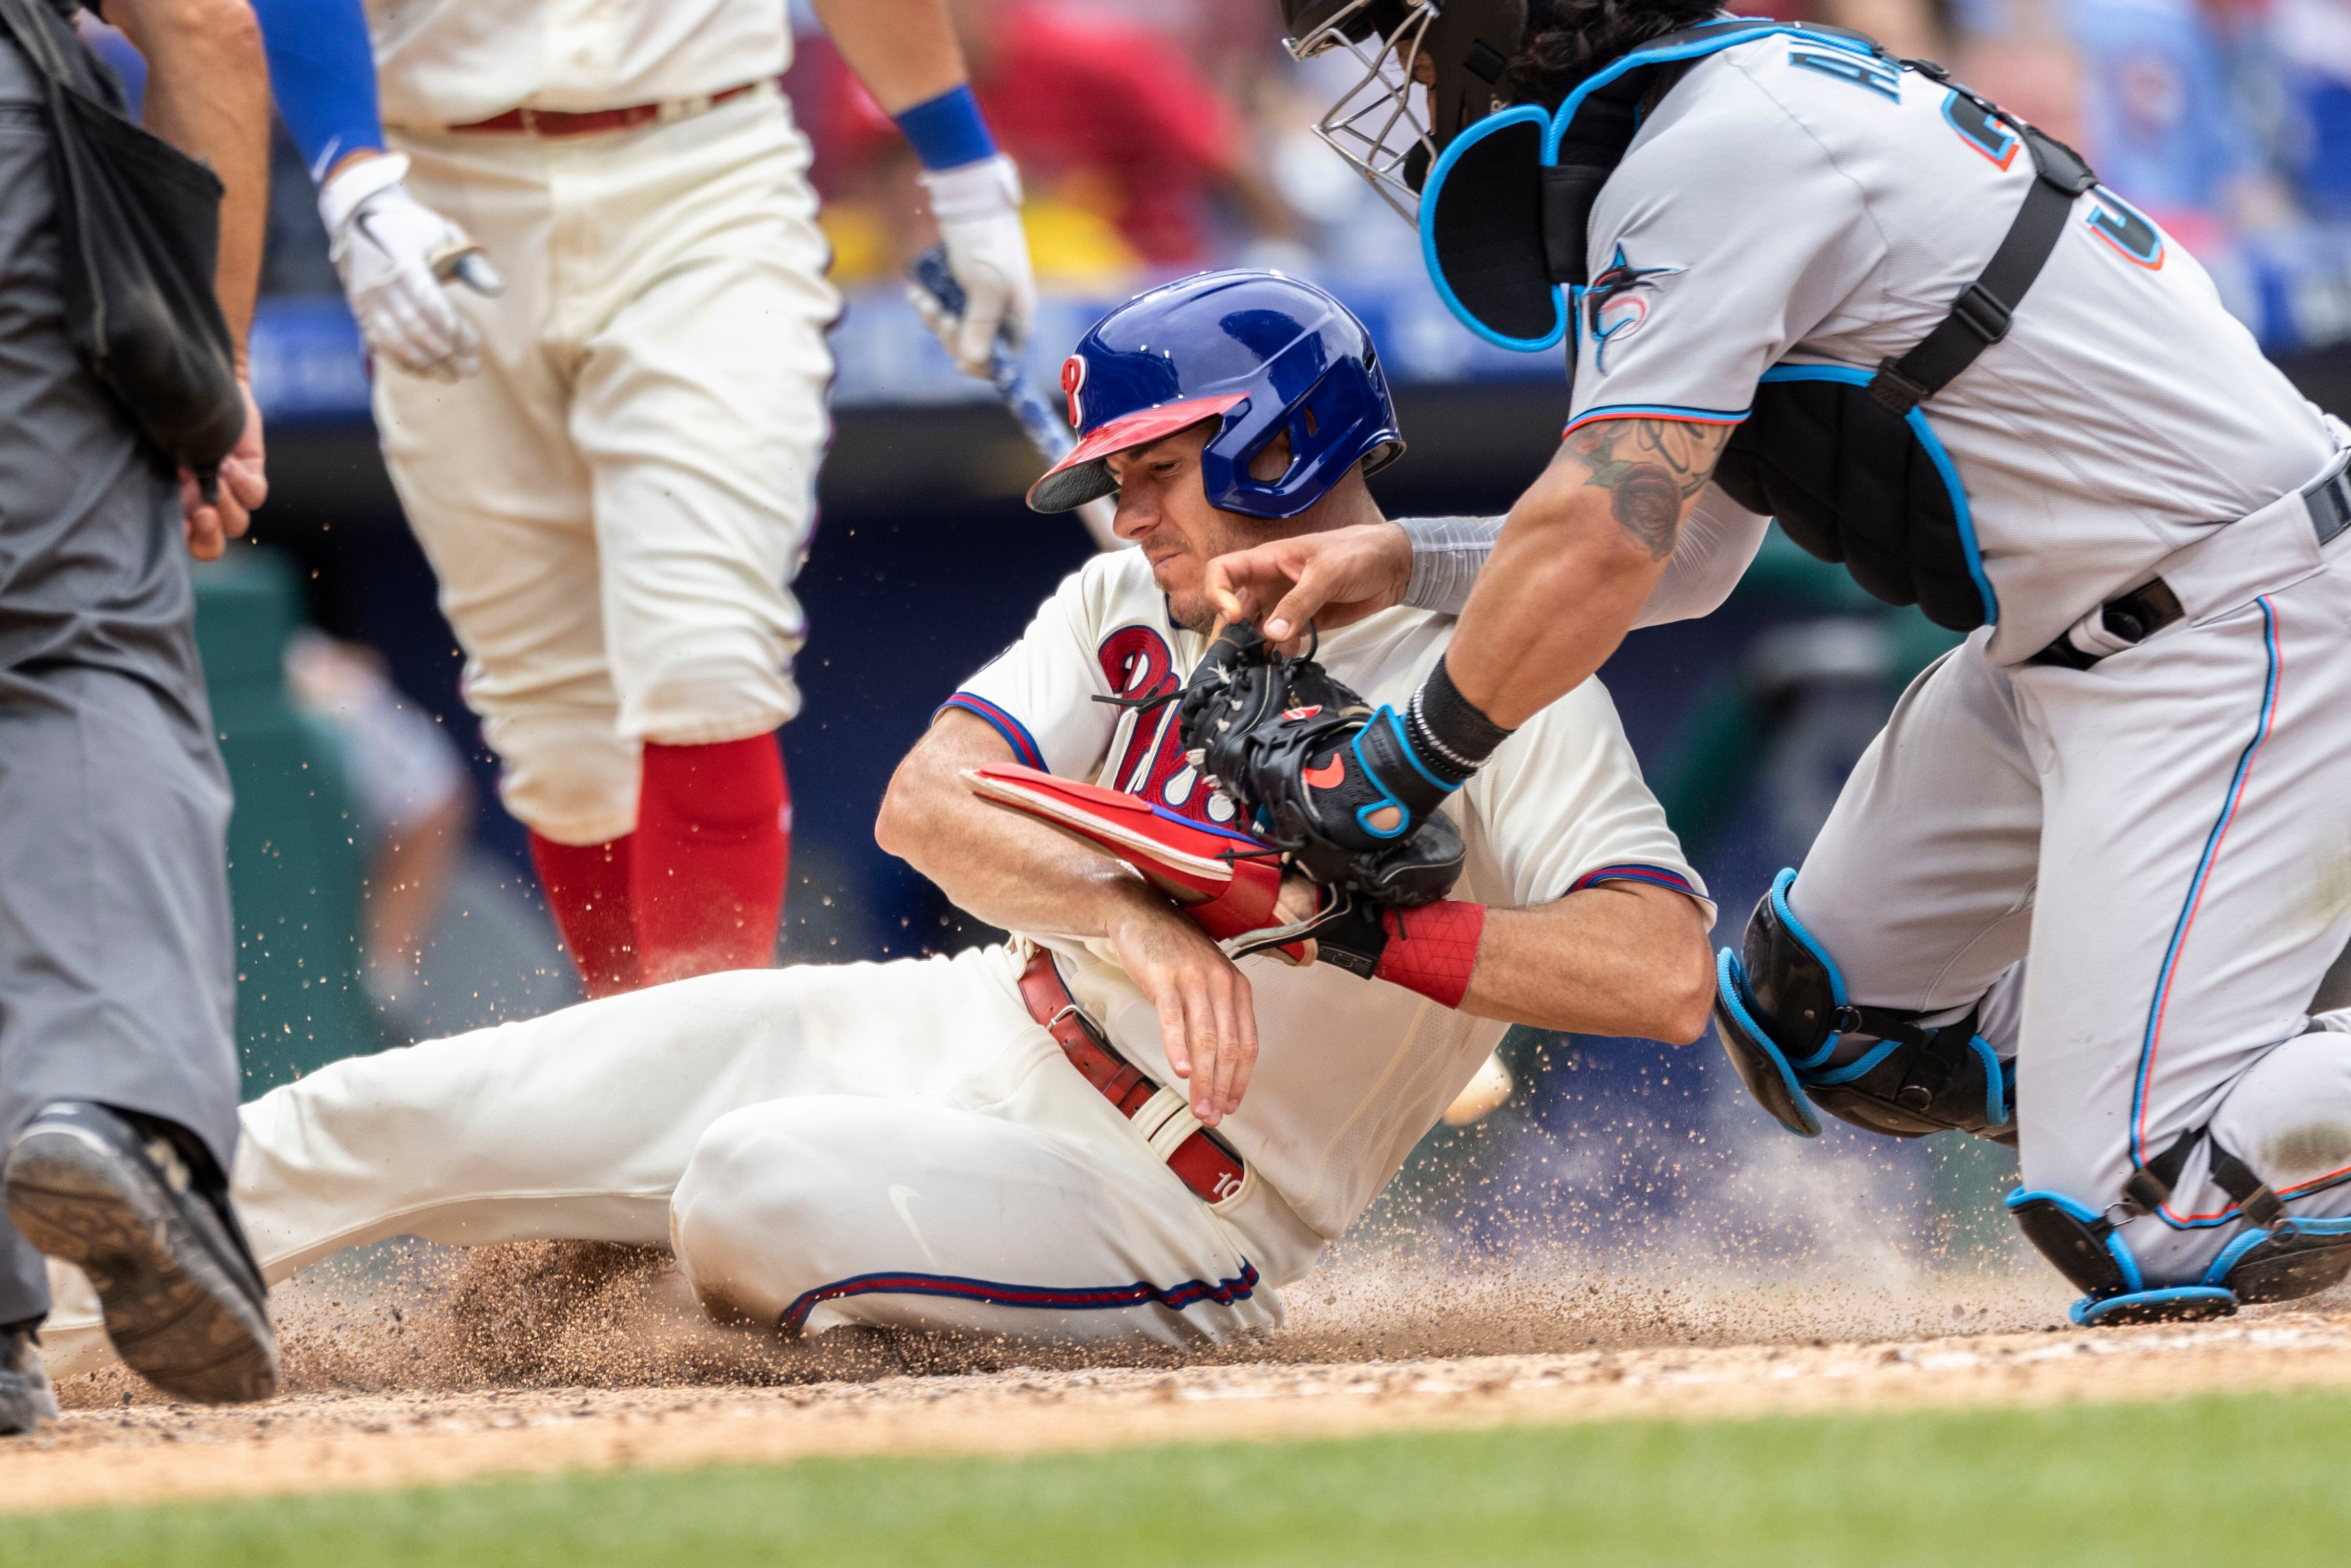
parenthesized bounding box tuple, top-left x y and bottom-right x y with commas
(1, 1322, 58, 1435)
(3, 1103, 277, 1405)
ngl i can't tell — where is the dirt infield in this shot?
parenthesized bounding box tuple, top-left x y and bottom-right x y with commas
(9, 1241, 2351, 1516)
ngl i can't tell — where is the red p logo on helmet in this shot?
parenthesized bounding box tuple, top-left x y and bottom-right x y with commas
(1061, 354, 1087, 430)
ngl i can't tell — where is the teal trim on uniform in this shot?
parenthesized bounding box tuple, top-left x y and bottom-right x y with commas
(2072, 1285, 2236, 1327)
(1802, 1037, 1902, 1086)
(1966, 1034, 2008, 1127)
(1419, 22, 1879, 350)
(1539, 22, 1862, 164)
(2008, 1187, 2146, 1294)
(1417, 105, 1565, 352)
(1713, 947, 1823, 1136)
(1754, 363, 1999, 627)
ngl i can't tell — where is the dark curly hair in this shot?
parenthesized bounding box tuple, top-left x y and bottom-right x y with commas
(1500, 0, 1728, 110)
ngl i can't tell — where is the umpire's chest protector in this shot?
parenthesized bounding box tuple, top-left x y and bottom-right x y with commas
(1420, 18, 2096, 633)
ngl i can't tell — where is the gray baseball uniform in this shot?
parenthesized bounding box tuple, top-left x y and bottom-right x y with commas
(1407, 33, 2351, 1304)
(0, 34, 241, 1329)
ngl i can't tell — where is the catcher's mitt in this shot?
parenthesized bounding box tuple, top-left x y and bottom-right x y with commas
(1175, 623, 1463, 904)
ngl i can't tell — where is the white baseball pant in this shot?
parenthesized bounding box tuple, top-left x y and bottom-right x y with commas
(376, 86, 837, 845)
(1788, 443, 2351, 1287)
(194, 944, 1307, 1346)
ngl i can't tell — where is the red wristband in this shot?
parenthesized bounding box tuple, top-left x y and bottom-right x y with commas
(1371, 899, 1486, 1009)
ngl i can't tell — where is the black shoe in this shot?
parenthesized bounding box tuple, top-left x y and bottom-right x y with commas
(1, 1322, 58, 1435)
(3, 1103, 277, 1405)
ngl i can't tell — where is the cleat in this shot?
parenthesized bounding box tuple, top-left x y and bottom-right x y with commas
(4, 1103, 278, 1405)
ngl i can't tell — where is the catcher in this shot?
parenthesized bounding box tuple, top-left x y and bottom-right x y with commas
(46, 272, 1710, 1365)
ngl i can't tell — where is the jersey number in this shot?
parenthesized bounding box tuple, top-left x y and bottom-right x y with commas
(2085, 188, 2165, 269)
(1941, 91, 2019, 169)
(1788, 48, 1901, 103)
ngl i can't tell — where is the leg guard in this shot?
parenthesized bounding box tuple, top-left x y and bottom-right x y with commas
(1712, 871, 2016, 1141)
(2004, 1190, 2238, 1327)
(2008, 1133, 2351, 1327)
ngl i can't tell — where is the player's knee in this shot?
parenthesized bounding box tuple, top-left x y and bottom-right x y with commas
(622, 647, 802, 750)
(1713, 869, 2012, 1143)
(670, 1108, 835, 1324)
(481, 710, 640, 843)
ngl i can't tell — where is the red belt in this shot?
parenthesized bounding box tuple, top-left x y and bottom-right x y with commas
(1017, 948, 1248, 1209)
(446, 79, 767, 137)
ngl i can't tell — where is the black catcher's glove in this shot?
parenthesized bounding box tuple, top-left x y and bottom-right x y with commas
(1176, 623, 1463, 904)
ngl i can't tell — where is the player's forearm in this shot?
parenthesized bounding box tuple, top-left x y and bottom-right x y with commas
(876, 713, 1175, 941)
(250, 0, 389, 184)
(810, 0, 966, 114)
(1444, 419, 1732, 727)
(110, 0, 271, 363)
(1460, 883, 1713, 1043)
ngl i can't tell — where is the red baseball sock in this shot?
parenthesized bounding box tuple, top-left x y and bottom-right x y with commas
(528, 832, 640, 998)
(632, 734, 790, 984)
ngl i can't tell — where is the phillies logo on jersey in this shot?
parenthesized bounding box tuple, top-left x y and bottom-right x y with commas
(1096, 625, 1241, 826)
(1062, 354, 1088, 429)
(1584, 245, 1684, 373)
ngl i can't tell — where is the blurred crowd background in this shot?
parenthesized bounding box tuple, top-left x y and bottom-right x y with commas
(780, 0, 2351, 357)
(85, 2, 2351, 1262)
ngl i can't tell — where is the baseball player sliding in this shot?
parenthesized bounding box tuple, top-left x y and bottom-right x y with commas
(252, 0, 1036, 991)
(45, 275, 1712, 1359)
(1208, 3, 2351, 1325)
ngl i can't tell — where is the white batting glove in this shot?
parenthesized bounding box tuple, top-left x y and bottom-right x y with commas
(913, 154, 1036, 378)
(320, 153, 504, 384)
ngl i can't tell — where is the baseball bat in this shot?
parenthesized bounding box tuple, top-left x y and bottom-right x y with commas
(907, 246, 1122, 553)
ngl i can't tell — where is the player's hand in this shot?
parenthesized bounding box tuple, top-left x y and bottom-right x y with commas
(1205, 521, 1413, 649)
(1105, 898, 1258, 1129)
(321, 152, 504, 384)
(181, 377, 266, 561)
(916, 154, 1035, 378)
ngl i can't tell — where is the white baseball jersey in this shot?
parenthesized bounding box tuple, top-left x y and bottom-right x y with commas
(362, 0, 789, 128)
(1576, 36, 2336, 662)
(36, 546, 1708, 1372)
(946, 547, 1708, 1238)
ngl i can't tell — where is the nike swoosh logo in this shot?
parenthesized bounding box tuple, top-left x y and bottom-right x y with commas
(1303, 756, 1346, 790)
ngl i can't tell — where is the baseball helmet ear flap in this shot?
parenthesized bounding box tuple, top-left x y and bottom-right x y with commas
(1201, 352, 1404, 520)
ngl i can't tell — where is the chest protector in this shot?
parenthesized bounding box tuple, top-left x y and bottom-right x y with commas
(1419, 18, 2098, 631)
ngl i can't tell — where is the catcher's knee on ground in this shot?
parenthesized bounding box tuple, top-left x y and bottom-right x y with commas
(2010, 1021, 2351, 1326)
(1712, 869, 2014, 1141)
(2006, 1184, 2351, 1327)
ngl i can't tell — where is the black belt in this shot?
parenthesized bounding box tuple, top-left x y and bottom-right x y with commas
(2028, 460, 2351, 670)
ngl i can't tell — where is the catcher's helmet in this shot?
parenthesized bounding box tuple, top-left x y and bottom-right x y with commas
(1027, 270, 1404, 521)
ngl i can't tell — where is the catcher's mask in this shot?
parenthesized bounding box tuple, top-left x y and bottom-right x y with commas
(1027, 270, 1403, 522)
(1282, 0, 1529, 222)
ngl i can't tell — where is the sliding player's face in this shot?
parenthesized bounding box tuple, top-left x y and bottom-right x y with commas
(1106, 424, 1296, 632)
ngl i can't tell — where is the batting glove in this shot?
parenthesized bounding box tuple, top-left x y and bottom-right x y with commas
(913, 154, 1036, 379)
(320, 153, 504, 384)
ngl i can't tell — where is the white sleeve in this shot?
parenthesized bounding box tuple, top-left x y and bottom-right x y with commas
(1458, 677, 1712, 923)
(940, 563, 1121, 778)
(1629, 485, 1770, 628)
(1400, 516, 1504, 615)
(1400, 489, 1767, 628)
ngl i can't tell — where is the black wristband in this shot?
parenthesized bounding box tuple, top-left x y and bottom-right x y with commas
(1405, 655, 1514, 787)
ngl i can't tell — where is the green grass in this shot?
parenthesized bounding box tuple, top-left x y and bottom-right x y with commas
(8, 1389, 2344, 1566)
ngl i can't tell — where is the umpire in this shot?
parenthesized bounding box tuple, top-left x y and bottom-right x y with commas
(0, 0, 276, 1432)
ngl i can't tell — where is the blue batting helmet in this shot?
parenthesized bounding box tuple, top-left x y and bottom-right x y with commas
(1027, 270, 1404, 521)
